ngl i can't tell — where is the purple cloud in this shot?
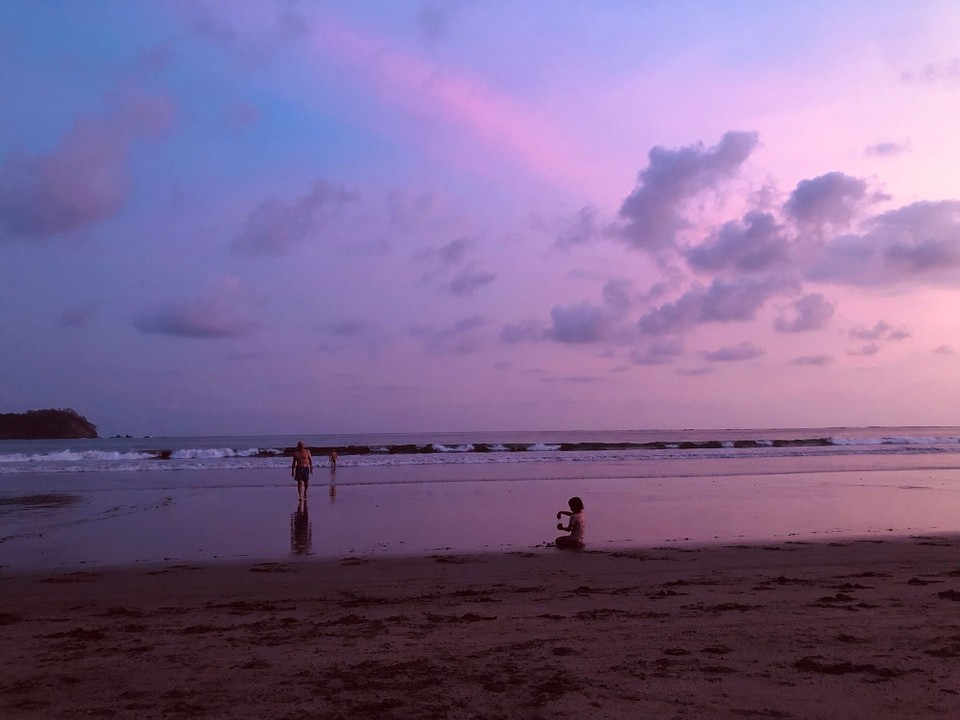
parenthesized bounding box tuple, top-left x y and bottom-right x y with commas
(501, 279, 633, 346)
(850, 321, 909, 343)
(555, 205, 601, 249)
(631, 337, 685, 365)
(417, 237, 496, 296)
(134, 277, 256, 339)
(774, 293, 835, 333)
(808, 201, 960, 286)
(417, 2, 462, 42)
(850, 321, 890, 341)
(886, 237, 960, 273)
(436, 237, 473, 265)
(865, 142, 908, 157)
(319, 319, 390, 354)
(901, 58, 960, 84)
(703, 341, 766, 362)
(409, 315, 487, 354)
(639, 277, 788, 335)
(849, 343, 881, 357)
(789, 354, 833, 366)
(134, 303, 256, 339)
(549, 302, 611, 344)
(58, 304, 100, 329)
(785, 172, 868, 228)
(0, 91, 174, 241)
(232, 180, 358, 255)
(678, 366, 714, 376)
(447, 266, 496, 296)
(685, 211, 790, 273)
(617, 130, 759, 250)
(500, 319, 548, 344)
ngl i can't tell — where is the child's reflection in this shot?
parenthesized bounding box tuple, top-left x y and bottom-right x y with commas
(290, 499, 312, 555)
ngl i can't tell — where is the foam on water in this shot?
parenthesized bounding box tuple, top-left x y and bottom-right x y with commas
(0, 427, 958, 475)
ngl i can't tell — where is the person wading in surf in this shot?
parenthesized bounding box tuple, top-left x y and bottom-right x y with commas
(291, 441, 313, 502)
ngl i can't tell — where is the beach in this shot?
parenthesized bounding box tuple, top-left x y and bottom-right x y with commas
(3, 537, 960, 719)
(2, 430, 960, 717)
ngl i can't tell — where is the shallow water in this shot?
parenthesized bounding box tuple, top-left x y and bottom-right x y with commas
(1, 451, 958, 570)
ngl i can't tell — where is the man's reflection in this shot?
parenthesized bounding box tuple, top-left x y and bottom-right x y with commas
(329, 465, 337, 502)
(290, 499, 311, 555)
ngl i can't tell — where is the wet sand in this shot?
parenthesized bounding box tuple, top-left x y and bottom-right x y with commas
(2, 461, 959, 569)
(3, 536, 960, 718)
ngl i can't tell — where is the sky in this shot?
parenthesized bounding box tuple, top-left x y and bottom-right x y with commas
(1, 1, 959, 437)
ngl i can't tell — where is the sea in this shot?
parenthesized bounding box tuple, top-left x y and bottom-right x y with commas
(2, 426, 959, 569)
(2, 425, 960, 475)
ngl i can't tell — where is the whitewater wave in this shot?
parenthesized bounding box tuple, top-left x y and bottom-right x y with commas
(1, 429, 957, 474)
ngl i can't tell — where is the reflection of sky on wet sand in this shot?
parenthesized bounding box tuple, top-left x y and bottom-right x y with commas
(290, 501, 311, 555)
(1, 458, 959, 570)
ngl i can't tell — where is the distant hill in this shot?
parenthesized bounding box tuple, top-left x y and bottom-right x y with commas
(0, 409, 99, 439)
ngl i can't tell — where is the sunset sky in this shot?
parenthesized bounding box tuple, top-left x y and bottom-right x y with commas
(1, 1, 959, 437)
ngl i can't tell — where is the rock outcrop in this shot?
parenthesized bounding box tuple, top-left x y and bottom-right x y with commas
(0, 409, 98, 439)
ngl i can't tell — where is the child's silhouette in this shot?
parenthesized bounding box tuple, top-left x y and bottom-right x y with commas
(555, 496, 585, 549)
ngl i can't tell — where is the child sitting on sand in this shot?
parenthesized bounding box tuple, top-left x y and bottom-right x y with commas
(555, 496, 585, 549)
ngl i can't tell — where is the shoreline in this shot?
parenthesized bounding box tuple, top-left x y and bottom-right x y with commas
(4, 535, 960, 718)
(3, 462, 959, 572)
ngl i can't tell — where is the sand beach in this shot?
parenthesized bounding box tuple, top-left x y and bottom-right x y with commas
(2, 537, 960, 718)
(3, 433, 960, 717)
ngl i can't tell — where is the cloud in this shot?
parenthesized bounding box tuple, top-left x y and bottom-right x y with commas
(541, 279, 636, 344)
(631, 337, 685, 365)
(417, 237, 496, 297)
(850, 320, 910, 348)
(703, 341, 765, 362)
(447, 267, 496, 296)
(134, 277, 256, 339)
(387, 189, 445, 233)
(685, 211, 790, 273)
(886, 238, 960, 273)
(784, 172, 868, 228)
(305, 11, 589, 188)
(865, 142, 908, 158)
(58, 304, 100, 329)
(319, 319, 390, 354)
(602, 278, 633, 312)
(409, 314, 487, 354)
(0, 90, 175, 241)
(416, 1, 463, 42)
(678, 366, 714, 376)
(549, 302, 611, 344)
(555, 205, 601, 249)
(435, 237, 472, 265)
(501, 279, 635, 347)
(901, 58, 960, 84)
(134, 305, 255, 339)
(774, 293, 835, 332)
(850, 321, 891, 341)
(541, 374, 607, 385)
(933, 345, 954, 355)
(232, 180, 359, 256)
(849, 343, 880, 357)
(789, 354, 833, 366)
(500, 319, 548, 344)
(617, 131, 759, 251)
(638, 276, 789, 335)
(808, 201, 960, 286)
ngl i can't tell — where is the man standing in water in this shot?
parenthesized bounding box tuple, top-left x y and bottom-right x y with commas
(292, 441, 313, 501)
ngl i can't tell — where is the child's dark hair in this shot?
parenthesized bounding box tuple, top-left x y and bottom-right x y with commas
(568, 496, 584, 513)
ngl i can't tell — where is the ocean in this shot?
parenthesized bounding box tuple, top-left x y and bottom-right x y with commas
(3, 426, 960, 475)
(2, 426, 959, 570)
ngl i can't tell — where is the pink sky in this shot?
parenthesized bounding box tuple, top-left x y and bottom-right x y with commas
(1, 1, 959, 436)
